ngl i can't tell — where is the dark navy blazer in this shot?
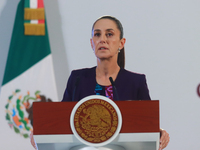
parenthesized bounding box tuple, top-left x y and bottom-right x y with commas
(62, 66, 151, 102)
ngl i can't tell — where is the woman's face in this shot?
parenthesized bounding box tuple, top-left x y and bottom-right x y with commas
(90, 19, 125, 61)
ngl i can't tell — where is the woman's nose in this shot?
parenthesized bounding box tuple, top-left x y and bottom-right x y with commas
(100, 35, 106, 43)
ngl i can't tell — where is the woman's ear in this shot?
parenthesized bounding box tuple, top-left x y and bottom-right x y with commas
(90, 38, 94, 50)
(119, 38, 126, 49)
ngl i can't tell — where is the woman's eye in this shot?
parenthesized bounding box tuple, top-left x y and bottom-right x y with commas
(94, 33, 100, 37)
(107, 33, 113, 37)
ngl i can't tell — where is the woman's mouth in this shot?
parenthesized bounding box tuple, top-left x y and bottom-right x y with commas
(98, 47, 108, 50)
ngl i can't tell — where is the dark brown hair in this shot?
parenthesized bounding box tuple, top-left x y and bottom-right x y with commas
(92, 16, 125, 69)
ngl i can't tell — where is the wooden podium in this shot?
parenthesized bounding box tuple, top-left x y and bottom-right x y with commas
(33, 100, 160, 150)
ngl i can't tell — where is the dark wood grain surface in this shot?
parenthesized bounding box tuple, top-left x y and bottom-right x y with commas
(33, 100, 159, 135)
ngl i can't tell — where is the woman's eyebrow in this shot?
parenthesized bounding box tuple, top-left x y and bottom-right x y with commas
(94, 29, 101, 32)
(94, 29, 114, 32)
(106, 29, 114, 32)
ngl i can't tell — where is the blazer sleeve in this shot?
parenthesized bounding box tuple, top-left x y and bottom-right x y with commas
(137, 74, 151, 100)
(61, 71, 74, 102)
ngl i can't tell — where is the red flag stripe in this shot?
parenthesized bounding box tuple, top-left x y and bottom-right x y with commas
(38, 20, 45, 24)
(37, 0, 44, 8)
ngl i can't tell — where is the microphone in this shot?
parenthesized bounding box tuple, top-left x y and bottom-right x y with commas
(109, 77, 119, 101)
(72, 77, 80, 101)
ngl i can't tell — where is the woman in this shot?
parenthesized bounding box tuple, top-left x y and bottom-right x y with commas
(62, 16, 151, 102)
(31, 16, 170, 150)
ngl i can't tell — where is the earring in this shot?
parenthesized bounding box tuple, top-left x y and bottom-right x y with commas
(118, 48, 121, 53)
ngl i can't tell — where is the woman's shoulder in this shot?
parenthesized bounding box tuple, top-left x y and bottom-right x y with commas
(70, 66, 96, 76)
(120, 68, 146, 78)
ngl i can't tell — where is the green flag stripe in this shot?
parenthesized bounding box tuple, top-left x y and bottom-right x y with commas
(24, 20, 30, 23)
(24, 0, 30, 8)
(2, 0, 51, 86)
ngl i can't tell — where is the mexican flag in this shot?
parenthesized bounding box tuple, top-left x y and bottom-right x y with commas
(0, 0, 58, 149)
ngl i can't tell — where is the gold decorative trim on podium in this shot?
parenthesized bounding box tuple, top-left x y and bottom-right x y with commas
(70, 95, 122, 147)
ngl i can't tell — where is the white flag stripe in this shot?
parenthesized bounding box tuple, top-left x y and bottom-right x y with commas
(30, 0, 37, 9)
(30, 20, 38, 24)
(0, 54, 58, 101)
(0, 54, 58, 149)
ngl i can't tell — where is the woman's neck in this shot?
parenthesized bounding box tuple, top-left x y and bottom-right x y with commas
(96, 59, 120, 86)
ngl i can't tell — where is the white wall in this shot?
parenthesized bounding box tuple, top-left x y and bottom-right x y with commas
(0, 0, 200, 149)
(0, 0, 19, 93)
